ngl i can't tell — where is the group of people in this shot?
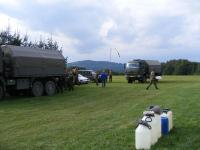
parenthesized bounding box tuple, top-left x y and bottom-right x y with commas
(56, 68, 114, 94)
(95, 70, 112, 88)
(56, 68, 79, 93)
(56, 68, 158, 93)
(95, 69, 159, 90)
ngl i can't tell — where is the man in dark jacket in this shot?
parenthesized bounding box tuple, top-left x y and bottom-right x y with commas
(67, 73, 74, 91)
(100, 71, 108, 88)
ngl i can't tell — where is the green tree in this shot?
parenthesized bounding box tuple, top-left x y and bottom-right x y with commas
(0, 26, 62, 51)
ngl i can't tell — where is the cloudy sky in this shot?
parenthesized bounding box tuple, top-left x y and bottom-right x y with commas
(0, 0, 200, 63)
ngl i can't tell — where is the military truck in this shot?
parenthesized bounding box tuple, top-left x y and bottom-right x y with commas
(0, 45, 66, 99)
(125, 59, 162, 83)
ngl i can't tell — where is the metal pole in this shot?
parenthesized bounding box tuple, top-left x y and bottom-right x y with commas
(110, 48, 112, 62)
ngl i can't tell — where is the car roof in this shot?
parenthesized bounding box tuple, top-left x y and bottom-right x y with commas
(79, 70, 93, 71)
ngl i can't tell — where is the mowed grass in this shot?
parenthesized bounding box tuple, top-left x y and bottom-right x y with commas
(0, 76, 200, 150)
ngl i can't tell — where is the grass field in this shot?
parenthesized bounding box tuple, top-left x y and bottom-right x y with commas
(0, 76, 200, 150)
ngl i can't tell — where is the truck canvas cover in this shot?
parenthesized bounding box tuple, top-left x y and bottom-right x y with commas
(145, 60, 161, 74)
(1, 45, 65, 77)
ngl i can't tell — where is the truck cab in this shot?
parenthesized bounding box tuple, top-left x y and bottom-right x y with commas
(125, 60, 148, 83)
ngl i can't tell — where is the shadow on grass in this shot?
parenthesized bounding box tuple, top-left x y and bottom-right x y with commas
(152, 126, 200, 150)
(159, 80, 198, 84)
(1, 92, 55, 102)
(112, 79, 197, 84)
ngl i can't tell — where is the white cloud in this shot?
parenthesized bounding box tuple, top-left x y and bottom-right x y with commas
(35, 0, 66, 5)
(1, 0, 200, 62)
(99, 19, 117, 38)
(35, 0, 101, 7)
(96, 0, 200, 62)
(0, 13, 25, 32)
(0, 13, 81, 61)
(0, 0, 21, 7)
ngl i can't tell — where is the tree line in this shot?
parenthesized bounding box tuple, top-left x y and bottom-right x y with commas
(0, 26, 62, 51)
(162, 59, 200, 75)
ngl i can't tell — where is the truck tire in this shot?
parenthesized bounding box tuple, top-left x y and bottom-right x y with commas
(0, 85, 4, 100)
(8, 90, 18, 96)
(45, 81, 56, 96)
(32, 81, 44, 97)
(128, 78, 133, 83)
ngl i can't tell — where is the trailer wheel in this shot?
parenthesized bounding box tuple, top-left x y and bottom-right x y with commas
(45, 81, 56, 96)
(0, 85, 4, 100)
(32, 81, 44, 97)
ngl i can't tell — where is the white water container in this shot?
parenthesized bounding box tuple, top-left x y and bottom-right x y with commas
(149, 106, 162, 139)
(154, 113, 161, 138)
(142, 111, 158, 145)
(135, 120, 152, 150)
(162, 109, 173, 131)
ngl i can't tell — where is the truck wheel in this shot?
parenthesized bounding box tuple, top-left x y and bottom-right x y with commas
(0, 85, 4, 100)
(8, 90, 18, 96)
(45, 81, 56, 96)
(32, 81, 44, 97)
(128, 78, 133, 83)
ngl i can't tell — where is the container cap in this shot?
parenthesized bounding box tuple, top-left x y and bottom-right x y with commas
(149, 105, 161, 115)
(143, 111, 155, 117)
(161, 113, 168, 117)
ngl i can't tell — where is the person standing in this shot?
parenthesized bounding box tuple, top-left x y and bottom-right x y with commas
(57, 77, 65, 93)
(109, 70, 112, 83)
(64, 68, 68, 90)
(146, 70, 158, 90)
(95, 71, 99, 86)
(72, 67, 79, 85)
(100, 71, 108, 88)
(68, 72, 74, 91)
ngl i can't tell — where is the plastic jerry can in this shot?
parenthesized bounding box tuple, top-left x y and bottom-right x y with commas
(161, 113, 169, 135)
(135, 120, 152, 150)
(149, 106, 162, 138)
(142, 111, 158, 145)
(162, 108, 173, 131)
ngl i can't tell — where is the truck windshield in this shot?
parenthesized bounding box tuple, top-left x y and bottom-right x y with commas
(126, 63, 139, 68)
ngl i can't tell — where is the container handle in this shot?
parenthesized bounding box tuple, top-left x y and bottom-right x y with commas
(162, 108, 171, 113)
(145, 116, 153, 123)
(138, 120, 152, 130)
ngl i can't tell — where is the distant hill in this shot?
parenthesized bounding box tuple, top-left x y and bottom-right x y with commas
(68, 60, 124, 73)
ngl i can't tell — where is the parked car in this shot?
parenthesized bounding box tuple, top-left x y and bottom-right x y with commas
(78, 74, 90, 84)
(78, 70, 96, 81)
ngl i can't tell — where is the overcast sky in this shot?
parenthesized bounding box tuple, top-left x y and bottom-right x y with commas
(0, 0, 200, 63)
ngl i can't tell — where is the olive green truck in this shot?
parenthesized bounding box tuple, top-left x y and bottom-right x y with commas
(125, 59, 162, 83)
(0, 45, 66, 99)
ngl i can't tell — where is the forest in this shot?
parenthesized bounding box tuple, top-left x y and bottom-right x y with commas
(162, 59, 200, 75)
